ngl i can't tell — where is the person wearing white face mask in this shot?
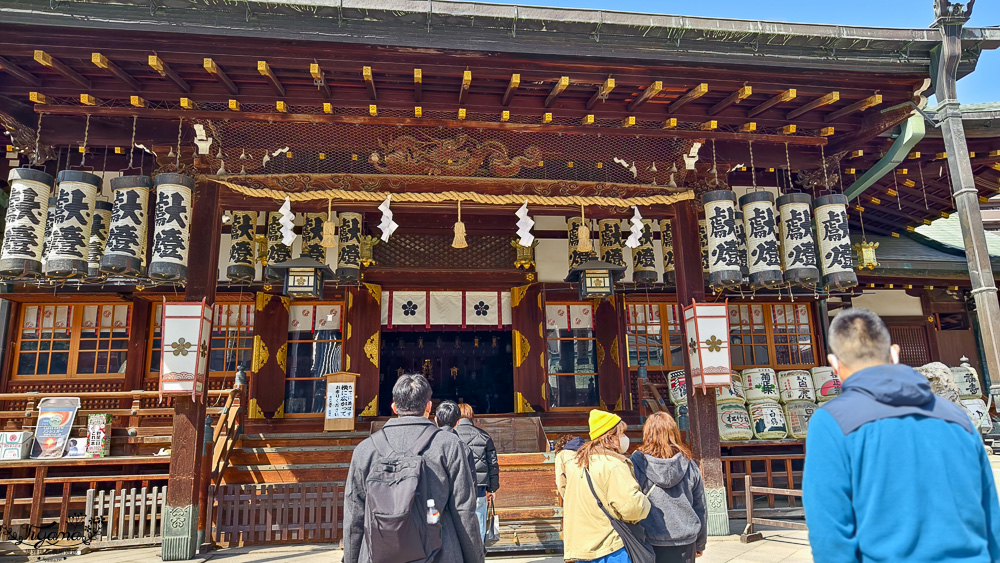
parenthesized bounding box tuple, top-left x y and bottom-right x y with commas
(561, 410, 650, 563)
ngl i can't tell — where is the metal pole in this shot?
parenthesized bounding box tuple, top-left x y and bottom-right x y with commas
(932, 1, 1000, 394)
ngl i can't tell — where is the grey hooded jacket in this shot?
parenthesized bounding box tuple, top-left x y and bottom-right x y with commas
(630, 451, 708, 551)
(343, 416, 485, 563)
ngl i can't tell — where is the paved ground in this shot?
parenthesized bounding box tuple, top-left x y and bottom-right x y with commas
(10, 529, 812, 562)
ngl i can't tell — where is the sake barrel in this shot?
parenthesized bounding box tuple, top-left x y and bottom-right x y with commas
(951, 366, 984, 399)
(715, 374, 746, 404)
(668, 369, 688, 405)
(961, 398, 992, 432)
(750, 400, 788, 440)
(717, 403, 752, 441)
(777, 369, 816, 403)
(743, 368, 779, 404)
(811, 366, 842, 402)
(783, 400, 818, 439)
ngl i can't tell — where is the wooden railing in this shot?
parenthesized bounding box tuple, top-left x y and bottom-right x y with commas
(721, 453, 805, 517)
(739, 474, 807, 543)
(209, 388, 244, 488)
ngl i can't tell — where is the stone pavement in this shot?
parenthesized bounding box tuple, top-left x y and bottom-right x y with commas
(14, 530, 812, 563)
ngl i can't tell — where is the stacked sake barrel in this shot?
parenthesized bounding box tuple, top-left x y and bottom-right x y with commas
(952, 365, 992, 433)
(778, 370, 817, 439)
(744, 368, 788, 440)
(715, 372, 753, 441)
(811, 366, 842, 402)
(668, 370, 688, 408)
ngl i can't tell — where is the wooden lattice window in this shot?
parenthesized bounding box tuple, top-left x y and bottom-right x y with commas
(770, 304, 817, 367)
(372, 233, 515, 270)
(625, 303, 683, 370)
(729, 303, 818, 370)
(887, 326, 931, 366)
(15, 303, 131, 379)
(148, 302, 254, 378)
(545, 303, 599, 409)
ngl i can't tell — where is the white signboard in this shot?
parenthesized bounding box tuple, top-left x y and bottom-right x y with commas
(326, 381, 356, 420)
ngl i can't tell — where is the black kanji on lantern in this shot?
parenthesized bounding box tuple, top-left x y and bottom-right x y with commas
(56, 188, 90, 225)
(340, 216, 361, 243)
(752, 239, 780, 266)
(113, 189, 144, 225)
(2, 225, 38, 255)
(821, 210, 849, 242)
(712, 239, 743, 266)
(50, 225, 87, 258)
(788, 241, 818, 266)
(7, 188, 42, 226)
(232, 213, 255, 241)
(748, 207, 776, 239)
(105, 225, 139, 254)
(155, 191, 188, 228)
(825, 245, 854, 269)
(784, 209, 811, 241)
(153, 228, 186, 260)
(339, 244, 359, 265)
(709, 205, 737, 239)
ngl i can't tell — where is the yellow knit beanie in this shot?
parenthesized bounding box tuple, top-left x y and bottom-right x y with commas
(588, 409, 622, 441)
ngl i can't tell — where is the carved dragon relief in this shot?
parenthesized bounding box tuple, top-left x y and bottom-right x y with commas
(368, 134, 542, 177)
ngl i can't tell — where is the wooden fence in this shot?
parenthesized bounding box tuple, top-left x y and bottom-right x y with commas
(207, 483, 340, 546)
(722, 453, 805, 517)
(740, 475, 807, 543)
(84, 487, 167, 548)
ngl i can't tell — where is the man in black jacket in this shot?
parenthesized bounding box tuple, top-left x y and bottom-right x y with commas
(454, 403, 500, 540)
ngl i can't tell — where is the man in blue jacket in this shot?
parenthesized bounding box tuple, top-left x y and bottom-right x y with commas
(803, 308, 1000, 562)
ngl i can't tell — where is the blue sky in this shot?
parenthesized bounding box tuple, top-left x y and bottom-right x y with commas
(510, 0, 1000, 105)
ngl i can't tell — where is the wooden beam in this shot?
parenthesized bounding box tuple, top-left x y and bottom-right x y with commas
(786, 91, 839, 120)
(0, 56, 41, 87)
(362, 66, 376, 100)
(824, 93, 883, 123)
(458, 70, 471, 104)
(258, 60, 285, 97)
(502, 74, 520, 106)
(204, 58, 239, 96)
(585, 77, 615, 110)
(544, 76, 570, 108)
(628, 80, 663, 112)
(781, 124, 797, 135)
(666, 83, 708, 115)
(748, 89, 796, 118)
(413, 68, 422, 102)
(309, 63, 330, 98)
(91, 53, 140, 91)
(35, 104, 831, 146)
(29, 92, 47, 104)
(708, 85, 752, 116)
(147, 55, 190, 93)
(34, 50, 91, 90)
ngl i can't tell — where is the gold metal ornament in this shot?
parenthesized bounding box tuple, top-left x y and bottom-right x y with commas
(359, 235, 379, 267)
(511, 239, 539, 269)
(853, 241, 880, 271)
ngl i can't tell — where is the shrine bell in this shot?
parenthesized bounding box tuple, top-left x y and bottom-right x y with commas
(565, 259, 625, 301)
(267, 256, 335, 300)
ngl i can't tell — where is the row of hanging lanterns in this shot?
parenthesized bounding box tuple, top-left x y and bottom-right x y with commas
(1, 168, 194, 283)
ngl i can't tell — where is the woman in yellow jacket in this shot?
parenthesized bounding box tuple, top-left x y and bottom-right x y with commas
(562, 410, 651, 562)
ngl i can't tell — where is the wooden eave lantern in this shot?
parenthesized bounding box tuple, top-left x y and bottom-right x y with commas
(267, 256, 335, 300)
(159, 298, 212, 401)
(682, 299, 733, 392)
(565, 259, 626, 301)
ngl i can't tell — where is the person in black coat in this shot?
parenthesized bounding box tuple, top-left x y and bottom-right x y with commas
(453, 403, 500, 540)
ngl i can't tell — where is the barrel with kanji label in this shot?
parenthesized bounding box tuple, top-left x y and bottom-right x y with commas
(148, 173, 193, 282)
(668, 369, 688, 405)
(743, 367, 780, 404)
(0, 168, 54, 277)
(715, 373, 746, 405)
(777, 369, 816, 403)
(750, 400, 788, 440)
(717, 402, 752, 441)
(101, 175, 151, 277)
(811, 366, 842, 402)
(951, 365, 984, 399)
(46, 170, 100, 279)
(783, 400, 817, 439)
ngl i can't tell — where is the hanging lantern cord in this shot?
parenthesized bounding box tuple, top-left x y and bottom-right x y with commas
(33, 112, 44, 166)
(128, 115, 138, 170)
(918, 165, 929, 210)
(784, 143, 793, 194)
(711, 139, 719, 185)
(892, 171, 902, 210)
(175, 117, 183, 168)
(748, 140, 757, 191)
(859, 202, 868, 242)
(80, 114, 91, 167)
(819, 144, 829, 195)
(102, 144, 109, 174)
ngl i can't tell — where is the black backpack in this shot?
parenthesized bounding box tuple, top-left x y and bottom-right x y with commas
(364, 426, 443, 563)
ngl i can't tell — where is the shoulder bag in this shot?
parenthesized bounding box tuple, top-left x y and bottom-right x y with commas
(584, 468, 655, 563)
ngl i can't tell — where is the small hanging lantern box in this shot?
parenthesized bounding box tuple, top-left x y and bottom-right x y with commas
(267, 256, 335, 300)
(682, 300, 733, 392)
(564, 259, 626, 301)
(159, 298, 212, 400)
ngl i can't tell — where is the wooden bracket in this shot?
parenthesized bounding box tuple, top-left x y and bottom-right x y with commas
(309, 63, 331, 98)
(824, 93, 883, 123)
(459, 70, 471, 104)
(502, 73, 520, 106)
(35, 50, 91, 90)
(748, 89, 796, 118)
(0, 56, 41, 87)
(414, 68, 423, 102)
(258, 60, 285, 97)
(148, 55, 190, 93)
(708, 85, 752, 116)
(545, 76, 569, 108)
(667, 83, 708, 114)
(586, 77, 615, 110)
(362, 66, 376, 100)
(628, 80, 663, 112)
(92, 53, 141, 91)
(786, 91, 839, 120)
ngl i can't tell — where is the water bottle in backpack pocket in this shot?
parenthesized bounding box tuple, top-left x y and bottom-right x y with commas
(364, 426, 443, 563)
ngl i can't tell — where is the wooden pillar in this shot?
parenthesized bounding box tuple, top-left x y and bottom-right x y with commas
(345, 283, 381, 417)
(162, 179, 221, 561)
(122, 298, 151, 405)
(933, 3, 1000, 393)
(594, 294, 627, 411)
(673, 200, 728, 536)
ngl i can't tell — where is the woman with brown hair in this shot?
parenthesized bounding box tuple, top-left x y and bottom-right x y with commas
(562, 410, 650, 562)
(630, 412, 707, 563)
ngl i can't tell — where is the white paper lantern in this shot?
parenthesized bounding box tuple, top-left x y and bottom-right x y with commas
(743, 367, 780, 404)
(777, 369, 817, 403)
(703, 190, 742, 290)
(301, 212, 326, 262)
(148, 173, 193, 282)
(632, 219, 657, 284)
(661, 220, 675, 286)
(0, 168, 54, 277)
(739, 191, 783, 289)
(159, 299, 212, 400)
(750, 400, 788, 440)
(336, 212, 363, 281)
(227, 211, 258, 283)
(783, 400, 817, 439)
(717, 402, 753, 441)
(683, 301, 732, 390)
(811, 366, 842, 402)
(86, 200, 113, 279)
(776, 193, 819, 286)
(46, 170, 100, 279)
(265, 211, 293, 282)
(101, 175, 151, 277)
(813, 194, 857, 291)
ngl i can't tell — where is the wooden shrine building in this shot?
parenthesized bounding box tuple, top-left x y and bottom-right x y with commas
(0, 0, 999, 557)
